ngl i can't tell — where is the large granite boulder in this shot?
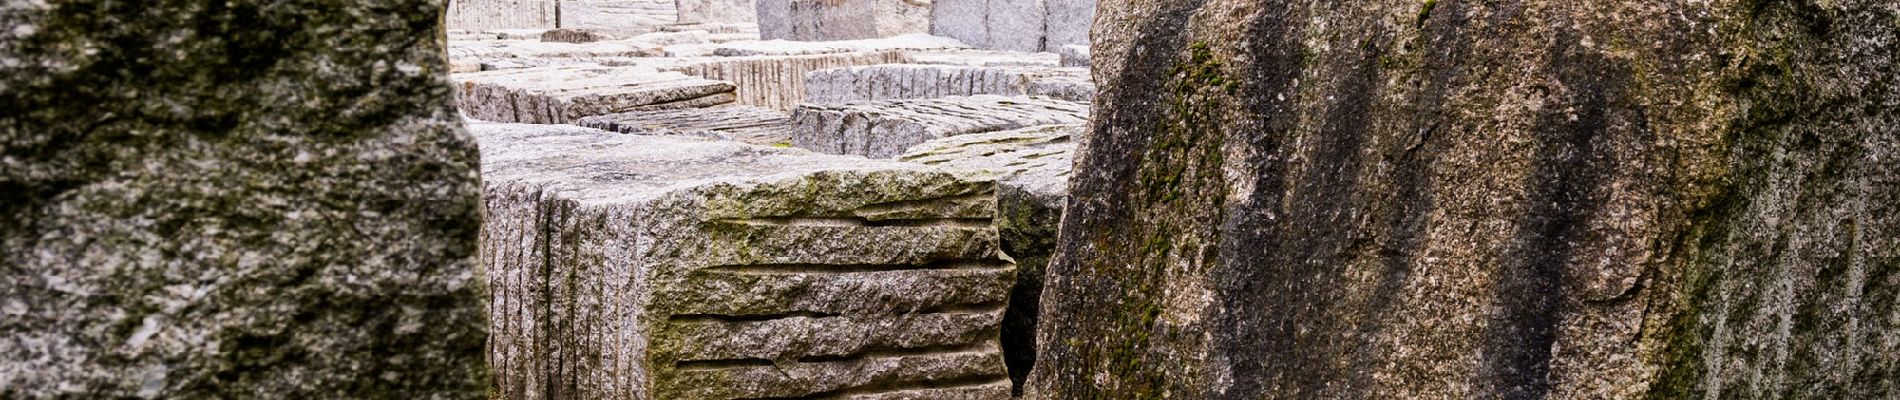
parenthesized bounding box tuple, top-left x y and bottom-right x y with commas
(456, 65, 737, 123)
(1, 1, 487, 398)
(901, 125, 1080, 395)
(476, 123, 1017, 399)
(791, 95, 1089, 159)
(1030, 0, 1898, 398)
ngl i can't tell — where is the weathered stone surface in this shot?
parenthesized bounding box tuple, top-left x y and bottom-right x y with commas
(755, 0, 795, 40)
(930, 0, 1051, 52)
(449, 37, 671, 66)
(656, 51, 909, 110)
(475, 122, 1016, 399)
(929, 0, 990, 51)
(1, 1, 487, 398)
(678, 0, 759, 25)
(805, 64, 1092, 104)
(1054, 44, 1088, 68)
(792, 95, 1088, 158)
(1038, 0, 1091, 50)
(541, 28, 622, 43)
(901, 124, 1080, 395)
(687, 33, 969, 57)
(577, 105, 794, 145)
(560, 0, 680, 30)
(904, 49, 1061, 67)
(781, 0, 933, 41)
(456, 65, 737, 123)
(1030, 0, 1899, 398)
(450, 0, 558, 30)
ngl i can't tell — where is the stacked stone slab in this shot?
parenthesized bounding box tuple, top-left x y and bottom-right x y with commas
(456, 65, 738, 123)
(904, 50, 1062, 67)
(1054, 44, 1089, 68)
(805, 64, 1093, 104)
(450, 0, 756, 30)
(656, 51, 909, 110)
(760, 0, 932, 41)
(792, 95, 1088, 158)
(476, 123, 1016, 399)
(900, 124, 1081, 394)
(928, 0, 1094, 52)
(577, 106, 795, 145)
(562, 0, 682, 29)
(678, 0, 761, 24)
(449, 0, 558, 30)
(1, 0, 487, 397)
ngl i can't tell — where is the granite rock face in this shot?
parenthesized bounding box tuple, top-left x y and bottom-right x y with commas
(556, 0, 680, 30)
(577, 106, 794, 145)
(476, 123, 1017, 399)
(791, 95, 1089, 158)
(456, 65, 737, 123)
(930, 0, 1046, 52)
(450, 0, 558, 30)
(774, 0, 932, 41)
(1, 1, 487, 398)
(656, 51, 909, 110)
(1037, 0, 1091, 50)
(805, 64, 1092, 104)
(1030, 0, 1899, 398)
(677, 0, 759, 25)
(1054, 44, 1088, 68)
(901, 125, 1080, 395)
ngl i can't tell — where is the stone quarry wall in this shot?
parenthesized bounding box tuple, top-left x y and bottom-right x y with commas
(805, 64, 1092, 104)
(1029, 0, 1899, 398)
(659, 51, 909, 110)
(928, 0, 1095, 52)
(762, 0, 932, 41)
(450, 0, 559, 30)
(1, 1, 488, 397)
(448, 0, 714, 30)
(792, 95, 1089, 159)
(477, 123, 1017, 399)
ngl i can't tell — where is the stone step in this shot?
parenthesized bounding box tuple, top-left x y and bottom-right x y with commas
(577, 106, 795, 145)
(792, 95, 1089, 158)
(455, 65, 737, 124)
(477, 123, 1015, 400)
(806, 64, 1093, 104)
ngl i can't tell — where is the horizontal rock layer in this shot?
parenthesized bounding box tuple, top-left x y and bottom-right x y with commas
(476, 123, 1016, 400)
(657, 51, 909, 110)
(456, 65, 737, 123)
(805, 64, 1093, 104)
(791, 95, 1088, 159)
(577, 106, 793, 145)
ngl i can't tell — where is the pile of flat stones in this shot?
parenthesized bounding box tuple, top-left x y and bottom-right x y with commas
(451, 0, 1094, 398)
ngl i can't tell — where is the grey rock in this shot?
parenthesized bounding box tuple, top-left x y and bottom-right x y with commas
(576, 106, 794, 145)
(541, 28, 621, 43)
(559, 0, 680, 30)
(455, 65, 737, 123)
(901, 125, 1081, 394)
(1029, 0, 1900, 398)
(930, 0, 1049, 52)
(756, 0, 794, 39)
(1054, 44, 1088, 68)
(1038, 0, 1091, 49)
(804, 64, 1092, 104)
(784, 0, 933, 41)
(699, 34, 969, 57)
(678, 0, 760, 25)
(930, 0, 991, 50)
(1, 1, 487, 397)
(791, 95, 1088, 158)
(903, 50, 1062, 68)
(655, 51, 910, 110)
(450, 0, 558, 30)
(475, 123, 1016, 399)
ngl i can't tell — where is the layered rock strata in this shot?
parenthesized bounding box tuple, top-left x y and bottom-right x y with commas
(577, 106, 794, 145)
(476, 123, 1017, 400)
(1029, 0, 1900, 398)
(456, 65, 738, 123)
(791, 95, 1088, 158)
(900, 124, 1081, 395)
(1, 0, 487, 397)
(805, 64, 1093, 104)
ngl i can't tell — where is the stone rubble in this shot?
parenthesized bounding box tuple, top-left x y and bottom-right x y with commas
(477, 122, 1017, 400)
(791, 95, 1089, 159)
(456, 65, 738, 124)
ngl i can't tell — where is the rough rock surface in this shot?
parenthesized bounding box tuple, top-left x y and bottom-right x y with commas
(792, 95, 1088, 158)
(930, 0, 1047, 52)
(1, 1, 487, 397)
(450, 0, 558, 30)
(904, 50, 1061, 67)
(805, 64, 1092, 104)
(1030, 0, 1899, 398)
(476, 123, 1016, 399)
(1038, 0, 1092, 50)
(900, 125, 1081, 395)
(778, 0, 932, 41)
(686, 34, 969, 57)
(577, 106, 794, 145)
(541, 28, 622, 43)
(456, 65, 738, 123)
(678, 0, 759, 25)
(656, 51, 909, 110)
(559, 0, 680, 30)
(1054, 44, 1088, 68)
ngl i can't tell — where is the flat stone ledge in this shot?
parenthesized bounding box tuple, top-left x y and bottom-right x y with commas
(791, 95, 1088, 159)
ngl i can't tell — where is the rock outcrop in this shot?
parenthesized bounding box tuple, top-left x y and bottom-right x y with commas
(1030, 0, 1899, 398)
(805, 64, 1093, 104)
(791, 95, 1089, 158)
(476, 123, 1017, 399)
(456, 65, 737, 123)
(577, 106, 794, 145)
(1, 1, 487, 397)
(901, 125, 1081, 395)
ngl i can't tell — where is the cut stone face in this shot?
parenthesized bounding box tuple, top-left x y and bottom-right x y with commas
(1055, 44, 1089, 68)
(780, 0, 933, 41)
(655, 51, 911, 110)
(1039, 0, 1092, 49)
(449, 0, 558, 30)
(900, 124, 1080, 394)
(476, 123, 1016, 400)
(804, 64, 1092, 104)
(678, 0, 761, 25)
(1, 1, 486, 397)
(559, 0, 681, 30)
(577, 106, 794, 145)
(791, 95, 1089, 159)
(904, 49, 1062, 67)
(456, 65, 738, 123)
